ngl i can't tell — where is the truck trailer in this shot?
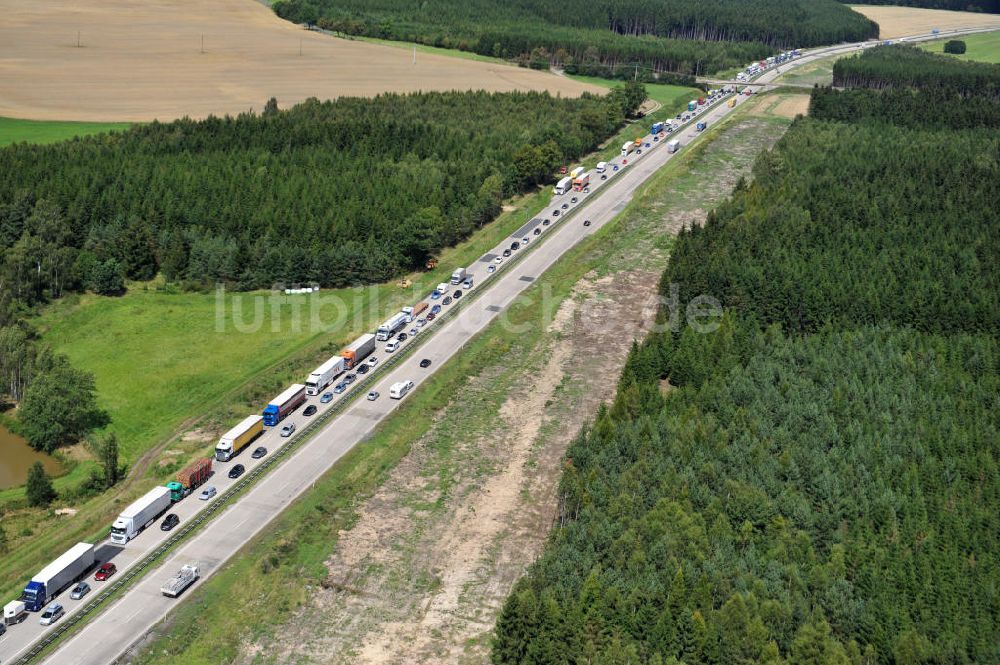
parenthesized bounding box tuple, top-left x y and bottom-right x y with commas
(168, 458, 213, 501)
(621, 141, 636, 158)
(573, 173, 590, 191)
(216, 415, 264, 461)
(341, 333, 376, 369)
(376, 312, 409, 341)
(4, 600, 28, 625)
(305, 355, 345, 395)
(161, 564, 199, 598)
(667, 139, 681, 153)
(111, 486, 172, 544)
(554, 176, 573, 195)
(687, 100, 697, 111)
(450, 267, 468, 285)
(263, 385, 306, 426)
(21, 543, 95, 611)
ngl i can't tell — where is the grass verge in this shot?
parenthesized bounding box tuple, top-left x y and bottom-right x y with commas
(0, 117, 131, 146)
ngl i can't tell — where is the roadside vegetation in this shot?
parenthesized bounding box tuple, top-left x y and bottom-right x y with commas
(493, 48, 999, 664)
(0, 117, 130, 147)
(273, 0, 876, 75)
(128, 91, 798, 665)
(920, 29, 1000, 62)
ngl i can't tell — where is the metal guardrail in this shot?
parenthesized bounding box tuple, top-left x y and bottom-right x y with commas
(11, 84, 737, 665)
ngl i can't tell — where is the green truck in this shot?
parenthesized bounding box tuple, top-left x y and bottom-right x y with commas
(167, 457, 213, 502)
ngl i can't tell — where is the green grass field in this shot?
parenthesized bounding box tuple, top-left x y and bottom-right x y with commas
(920, 30, 1000, 63)
(0, 117, 131, 146)
(353, 35, 507, 64)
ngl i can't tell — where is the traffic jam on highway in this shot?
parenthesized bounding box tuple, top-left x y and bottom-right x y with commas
(2, 51, 799, 653)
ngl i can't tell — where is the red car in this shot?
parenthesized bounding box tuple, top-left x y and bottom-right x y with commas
(94, 562, 117, 581)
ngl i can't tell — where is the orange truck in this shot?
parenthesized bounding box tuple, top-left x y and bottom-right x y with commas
(167, 458, 212, 501)
(341, 333, 377, 369)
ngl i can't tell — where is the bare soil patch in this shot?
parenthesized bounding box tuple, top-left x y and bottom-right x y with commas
(769, 94, 811, 119)
(851, 5, 1000, 39)
(0, 0, 601, 122)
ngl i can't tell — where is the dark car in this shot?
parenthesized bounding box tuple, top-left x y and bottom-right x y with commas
(601, 174, 607, 180)
(251, 446, 268, 459)
(511, 241, 520, 251)
(304, 405, 317, 416)
(561, 203, 569, 209)
(502, 249, 511, 257)
(453, 290, 463, 299)
(344, 373, 357, 384)
(228, 464, 245, 479)
(533, 228, 541, 235)
(426, 312, 436, 321)
(398, 332, 408, 342)
(160, 513, 180, 531)
(552, 210, 560, 217)
(419, 358, 432, 368)
(94, 563, 117, 581)
(584, 220, 592, 227)
(442, 296, 452, 305)
(357, 363, 370, 374)
(675, 113, 682, 119)
(636, 149, 642, 154)
(543, 218, 551, 225)
(570, 197, 578, 203)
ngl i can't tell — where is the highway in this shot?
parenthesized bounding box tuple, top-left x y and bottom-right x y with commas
(0, 24, 991, 665)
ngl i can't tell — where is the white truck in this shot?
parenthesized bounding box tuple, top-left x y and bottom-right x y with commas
(389, 380, 414, 399)
(4, 600, 28, 625)
(19, 543, 96, 612)
(554, 176, 573, 195)
(305, 355, 345, 395)
(596, 161, 607, 173)
(569, 166, 585, 180)
(621, 141, 636, 158)
(110, 486, 172, 544)
(161, 564, 199, 598)
(667, 139, 681, 154)
(450, 267, 467, 285)
(376, 312, 408, 341)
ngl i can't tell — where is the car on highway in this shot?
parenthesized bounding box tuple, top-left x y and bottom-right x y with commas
(385, 341, 399, 353)
(39, 603, 64, 626)
(280, 423, 296, 437)
(367, 391, 379, 401)
(430, 290, 442, 300)
(419, 358, 432, 368)
(645, 142, 651, 148)
(357, 363, 370, 374)
(487, 265, 496, 273)
(417, 318, 428, 327)
(494, 256, 503, 264)
(511, 241, 520, 251)
(613, 165, 620, 171)
(95, 563, 117, 581)
(320, 392, 334, 403)
(426, 312, 436, 321)
(636, 149, 642, 154)
(409, 327, 418, 336)
(453, 290, 462, 299)
(160, 513, 180, 531)
(70, 582, 91, 600)
(584, 220, 592, 227)
(462, 277, 474, 289)
(304, 405, 318, 416)
(571, 196, 578, 203)
(398, 332, 408, 342)
(344, 373, 357, 384)
(431, 304, 442, 314)
(228, 464, 246, 479)
(333, 382, 347, 394)
(442, 296, 452, 305)
(561, 203, 569, 209)
(252, 446, 268, 459)
(199, 486, 217, 500)
(601, 174, 608, 180)
(522, 236, 530, 244)
(502, 249, 511, 257)
(367, 356, 378, 366)
(552, 210, 560, 217)
(533, 228, 541, 235)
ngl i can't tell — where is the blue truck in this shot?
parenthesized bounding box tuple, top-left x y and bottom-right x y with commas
(696, 121, 708, 132)
(22, 543, 95, 611)
(651, 121, 664, 134)
(263, 384, 307, 426)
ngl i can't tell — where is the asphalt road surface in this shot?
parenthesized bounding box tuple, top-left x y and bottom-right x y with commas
(0, 25, 991, 665)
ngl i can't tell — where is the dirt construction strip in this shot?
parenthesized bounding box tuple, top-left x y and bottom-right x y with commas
(0, 0, 601, 122)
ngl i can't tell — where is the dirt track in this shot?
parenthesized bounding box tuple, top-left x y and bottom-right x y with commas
(851, 5, 1000, 39)
(0, 0, 601, 122)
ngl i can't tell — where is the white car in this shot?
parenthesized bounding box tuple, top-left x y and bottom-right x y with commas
(522, 236, 530, 244)
(39, 603, 64, 626)
(199, 486, 217, 500)
(280, 423, 296, 437)
(366, 356, 378, 366)
(416, 318, 427, 328)
(385, 341, 399, 353)
(494, 256, 503, 264)
(487, 265, 496, 274)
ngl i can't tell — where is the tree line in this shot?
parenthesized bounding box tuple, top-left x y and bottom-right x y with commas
(273, 0, 876, 74)
(833, 45, 1000, 99)
(492, 48, 1000, 664)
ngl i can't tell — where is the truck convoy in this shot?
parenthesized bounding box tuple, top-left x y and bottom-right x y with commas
(111, 486, 172, 544)
(450, 267, 467, 285)
(554, 176, 573, 195)
(161, 564, 199, 598)
(573, 173, 590, 191)
(376, 312, 409, 341)
(21, 543, 95, 611)
(341, 333, 376, 369)
(263, 384, 306, 426)
(305, 355, 345, 395)
(167, 458, 213, 501)
(216, 415, 264, 461)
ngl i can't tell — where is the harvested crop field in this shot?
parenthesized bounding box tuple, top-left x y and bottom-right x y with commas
(0, 0, 601, 122)
(851, 5, 1000, 40)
